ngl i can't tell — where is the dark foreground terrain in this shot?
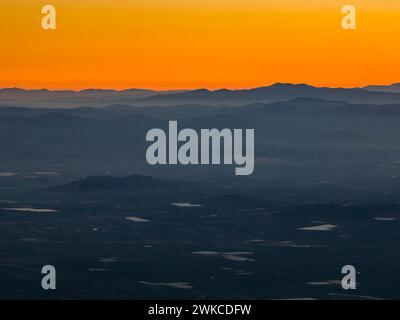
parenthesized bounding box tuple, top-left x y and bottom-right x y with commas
(0, 175, 399, 299)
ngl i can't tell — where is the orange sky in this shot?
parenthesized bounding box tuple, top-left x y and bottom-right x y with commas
(0, 0, 399, 90)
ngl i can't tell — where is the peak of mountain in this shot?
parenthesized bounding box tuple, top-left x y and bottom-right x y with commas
(268, 83, 313, 89)
(79, 89, 117, 94)
(0, 87, 26, 93)
(183, 89, 211, 95)
(364, 83, 400, 93)
(0, 88, 73, 94)
(213, 88, 232, 93)
(122, 88, 157, 93)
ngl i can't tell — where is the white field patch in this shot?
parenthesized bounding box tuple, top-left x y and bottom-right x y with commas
(193, 251, 255, 262)
(33, 172, 60, 176)
(247, 239, 265, 243)
(298, 224, 337, 231)
(125, 216, 150, 222)
(221, 267, 254, 276)
(373, 217, 396, 221)
(307, 280, 342, 286)
(192, 251, 219, 256)
(0, 172, 20, 177)
(171, 202, 202, 208)
(262, 240, 316, 248)
(221, 252, 255, 262)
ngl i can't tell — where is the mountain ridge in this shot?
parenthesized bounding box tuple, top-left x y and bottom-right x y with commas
(2, 83, 400, 108)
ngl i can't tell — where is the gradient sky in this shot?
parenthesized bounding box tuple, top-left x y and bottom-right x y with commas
(0, 0, 399, 90)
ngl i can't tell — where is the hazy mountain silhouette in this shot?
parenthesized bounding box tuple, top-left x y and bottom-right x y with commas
(0, 88, 187, 108)
(363, 83, 400, 94)
(2, 83, 400, 108)
(126, 83, 400, 106)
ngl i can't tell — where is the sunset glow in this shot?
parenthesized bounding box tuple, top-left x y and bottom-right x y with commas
(1, 0, 399, 89)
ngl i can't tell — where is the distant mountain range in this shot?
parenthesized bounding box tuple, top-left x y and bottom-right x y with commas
(3, 97, 400, 121)
(363, 83, 400, 94)
(2, 83, 400, 108)
(134, 83, 400, 106)
(0, 88, 187, 108)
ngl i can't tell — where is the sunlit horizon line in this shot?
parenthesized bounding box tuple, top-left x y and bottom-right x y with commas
(1, 82, 399, 92)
